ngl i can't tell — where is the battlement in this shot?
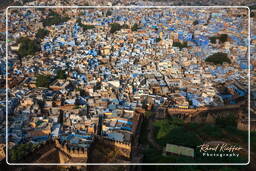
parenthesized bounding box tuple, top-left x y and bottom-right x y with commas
(237, 120, 256, 132)
(168, 103, 243, 115)
(54, 139, 88, 158)
(101, 137, 132, 151)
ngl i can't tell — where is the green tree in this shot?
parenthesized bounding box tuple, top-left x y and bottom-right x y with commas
(77, 17, 82, 24)
(122, 24, 129, 29)
(251, 11, 255, 17)
(131, 23, 139, 31)
(77, 18, 95, 31)
(205, 52, 231, 65)
(42, 10, 70, 27)
(219, 34, 228, 43)
(209, 34, 228, 44)
(35, 28, 49, 39)
(9, 143, 37, 162)
(109, 23, 131, 33)
(55, 69, 67, 79)
(156, 37, 161, 43)
(209, 36, 218, 44)
(173, 41, 188, 50)
(36, 74, 51, 87)
(193, 20, 199, 25)
(48, 9, 60, 17)
(17, 37, 41, 57)
(81, 25, 95, 30)
(93, 82, 102, 91)
(110, 23, 122, 33)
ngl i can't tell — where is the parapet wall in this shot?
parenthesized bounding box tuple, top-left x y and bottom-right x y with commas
(237, 120, 256, 132)
(168, 103, 243, 115)
(101, 138, 132, 151)
(55, 139, 88, 158)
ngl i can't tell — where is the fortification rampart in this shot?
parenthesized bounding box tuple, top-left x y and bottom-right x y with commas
(99, 137, 132, 151)
(55, 139, 88, 159)
(237, 120, 256, 132)
(168, 103, 244, 115)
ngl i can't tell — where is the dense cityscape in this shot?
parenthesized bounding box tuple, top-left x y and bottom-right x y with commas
(0, 0, 255, 171)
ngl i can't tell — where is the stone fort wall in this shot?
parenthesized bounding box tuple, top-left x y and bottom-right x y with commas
(168, 103, 243, 115)
(55, 139, 88, 159)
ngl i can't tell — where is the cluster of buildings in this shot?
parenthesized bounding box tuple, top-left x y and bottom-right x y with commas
(0, 0, 253, 164)
(4, 7, 249, 161)
(10, 0, 256, 6)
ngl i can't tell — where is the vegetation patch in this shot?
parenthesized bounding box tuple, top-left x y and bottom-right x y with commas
(209, 34, 228, 44)
(109, 23, 130, 33)
(156, 37, 161, 43)
(193, 20, 199, 25)
(216, 113, 237, 128)
(205, 52, 231, 65)
(173, 41, 188, 50)
(131, 23, 139, 31)
(17, 37, 41, 58)
(141, 113, 248, 165)
(77, 18, 95, 31)
(9, 143, 38, 162)
(55, 69, 67, 79)
(35, 28, 49, 39)
(153, 118, 202, 147)
(36, 74, 51, 88)
(42, 10, 70, 27)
